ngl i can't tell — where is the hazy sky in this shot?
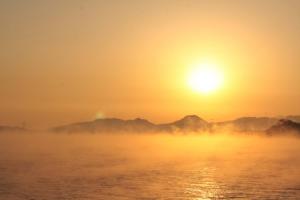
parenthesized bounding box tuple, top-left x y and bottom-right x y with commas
(1, 0, 300, 128)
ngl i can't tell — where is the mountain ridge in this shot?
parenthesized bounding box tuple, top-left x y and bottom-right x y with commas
(266, 119, 300, 135)
(50, 115, 300, 134)
(0, 125, 28, 133)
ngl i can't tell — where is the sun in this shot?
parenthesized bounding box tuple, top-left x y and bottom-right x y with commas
(187, 62, 223, 94)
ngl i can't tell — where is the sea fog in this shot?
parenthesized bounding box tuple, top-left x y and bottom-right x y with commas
(0, 132, 300, 199)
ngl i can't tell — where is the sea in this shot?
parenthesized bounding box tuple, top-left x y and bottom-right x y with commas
(0, 132, 299, 200)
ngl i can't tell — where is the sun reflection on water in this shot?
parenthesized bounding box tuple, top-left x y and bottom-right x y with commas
(184, 167, 225, 199)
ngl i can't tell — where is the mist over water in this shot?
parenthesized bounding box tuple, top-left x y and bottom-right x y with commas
(0, 132, 300, 199)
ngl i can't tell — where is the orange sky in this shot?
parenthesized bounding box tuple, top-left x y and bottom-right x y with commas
(1, 0, 300, 128)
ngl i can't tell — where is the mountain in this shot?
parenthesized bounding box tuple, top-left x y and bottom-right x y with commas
(286, 115, 300, 123)
(266, 119, 300, 135)
(50, 115, 300, 134)
(51, 115, 210, 133)
(158, 115, 210, 132)
(0, 126, 27, 133)
(213, 117, 278, 132)
(52, 118, 157, 133)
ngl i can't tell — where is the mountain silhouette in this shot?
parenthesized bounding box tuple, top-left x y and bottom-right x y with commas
(286, 115, 300, 123)
(52, 118, 157, 133)
(158, 115, 210, 132)
(50, 115, 300, 134)
(266, 119, 300, 135)
(0, 125, 27, 133)
(52, 115, 210, 133)
(213, 117, 278, 132)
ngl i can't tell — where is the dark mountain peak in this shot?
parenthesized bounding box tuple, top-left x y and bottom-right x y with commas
(167, 115, 209, 132)
(180, 115, 204, 121)
(131, 117, 151, 123)
(266, 119, 300, 135)
(176, 115, 208, 125)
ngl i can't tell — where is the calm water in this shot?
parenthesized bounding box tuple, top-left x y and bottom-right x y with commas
(0, 133, 300, 200)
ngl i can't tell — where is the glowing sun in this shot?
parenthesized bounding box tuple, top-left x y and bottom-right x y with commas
(187, 62, 223, 94)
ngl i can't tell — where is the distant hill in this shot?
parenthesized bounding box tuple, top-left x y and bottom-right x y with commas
(50, 115, 300, 134)
(52, 118, 157, 133)
(266, 119, 300, 135)
(0, 126, 27, 133)
(213, 117, 278, 132)
(286, 115, 300, 123)
(51, 115, 210, 133)
(158, 115, 210, 132)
